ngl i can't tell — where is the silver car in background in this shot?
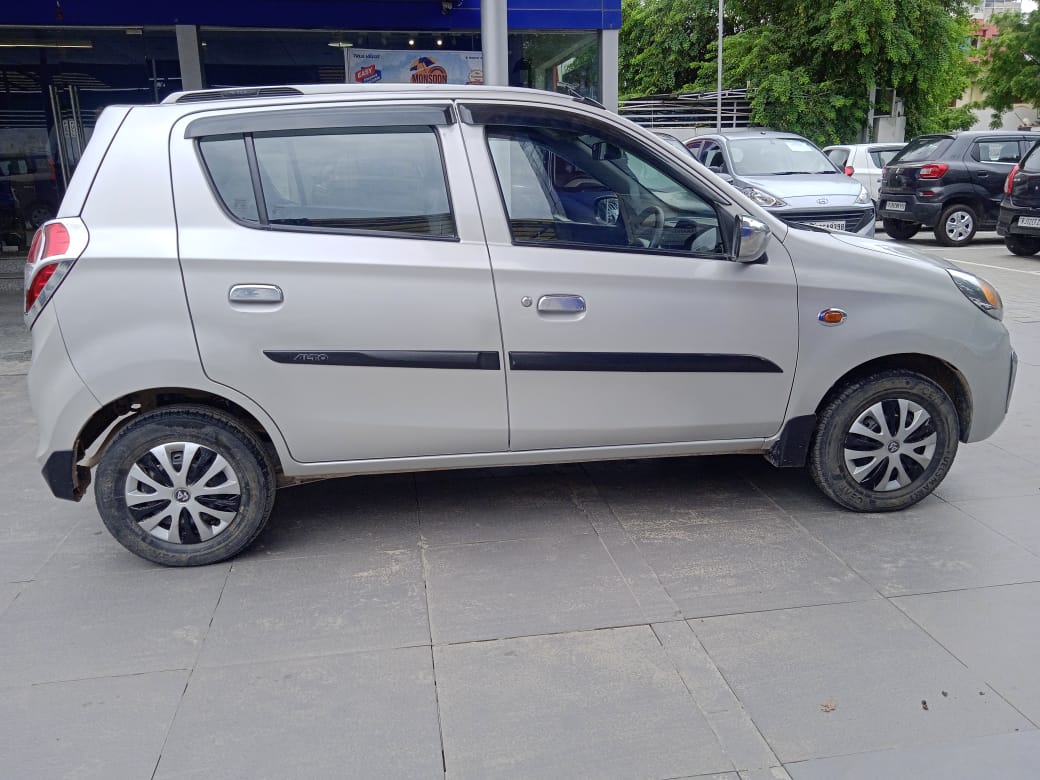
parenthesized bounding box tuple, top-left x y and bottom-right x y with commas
(23, 85, 1014, 566)
(681, 129, 876, 236)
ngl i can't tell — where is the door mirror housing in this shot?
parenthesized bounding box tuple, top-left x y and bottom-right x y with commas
(733, 215, 771, 263)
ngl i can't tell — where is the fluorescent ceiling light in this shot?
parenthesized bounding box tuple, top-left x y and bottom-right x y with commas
(328, 41, 353, 48)
(0, 41, 93, 49)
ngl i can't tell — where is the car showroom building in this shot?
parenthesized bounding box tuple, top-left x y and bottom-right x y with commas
(0, 0, 621, 238)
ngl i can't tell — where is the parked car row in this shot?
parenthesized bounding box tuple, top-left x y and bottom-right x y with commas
(875, 130, 1040, 252)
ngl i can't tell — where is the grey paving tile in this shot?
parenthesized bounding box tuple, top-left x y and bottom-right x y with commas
(787, 730, 1040, 780)
(797, 499, 1040, 596)
(418, 469, 595, 546)
(739, 770, 792, 780)
(935, 442, 1040, 501)
(628, 515, 877, 618)
(0, 566, 228, 687)
(0, 535, 61, 582)
(692, 600, 1031, 763)
(952, 494, 1040, 556)
(424, 534, 647, 644)
(435, 626, 732, 779)
(653, 620, 779, 772)
(587, 455, 781, 527)
(894, 582, 1040, 724)
(245, 474, 420, 559)
(198, 547, 429, 667)
(33, 516, 163, 578)
(0, 670, 188, 780)
(155, 647, 441, 780)
(0, 581, 23, 616)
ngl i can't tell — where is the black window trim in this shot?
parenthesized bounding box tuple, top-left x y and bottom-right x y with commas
(466, 103, 735, 260)
(185, 104, 454, 139)
(195, 124, 461, 243)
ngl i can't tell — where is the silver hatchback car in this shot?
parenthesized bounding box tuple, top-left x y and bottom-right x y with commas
(24, 85, 1016, 566)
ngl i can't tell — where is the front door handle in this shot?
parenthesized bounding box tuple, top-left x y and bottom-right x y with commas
(229, 284, 283, 304)
(537, 294, 586, 313)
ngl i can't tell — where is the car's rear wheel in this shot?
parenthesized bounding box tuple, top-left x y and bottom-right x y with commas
(882, 219, 920, 240)
(1005, 234, 1040, 256)
(934, 204, 977, 247)
(808, 370, 959, 512)
(94, 406, 276, 566)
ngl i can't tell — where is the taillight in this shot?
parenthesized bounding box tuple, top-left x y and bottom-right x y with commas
(844, 165, 854, 176)
(918, 163, 949, 179)
(24, 217, 89, 326)
(1005, 164, 1020, 195)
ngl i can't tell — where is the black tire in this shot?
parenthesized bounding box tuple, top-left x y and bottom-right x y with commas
(808, 370, 959, 512)
(933, 204, 977, 247)
(882, 219, 920, 240)
(27, 201, 55, 228)
(1004, 234, 1040, 256)
(94, 406, 276, 566)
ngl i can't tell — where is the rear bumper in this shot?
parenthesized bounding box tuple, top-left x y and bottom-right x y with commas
(28, 304, 100, 501)
(996, 203, 1040, 237)
(877, 195, 943, 226)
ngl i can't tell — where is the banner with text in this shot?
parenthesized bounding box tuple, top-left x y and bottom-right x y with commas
(346, 49, 484, 85)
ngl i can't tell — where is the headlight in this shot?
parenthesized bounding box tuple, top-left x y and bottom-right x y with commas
(948, 269, 1003, 320)
(855, 185, 870, 204)
(738, 187, 787, 207)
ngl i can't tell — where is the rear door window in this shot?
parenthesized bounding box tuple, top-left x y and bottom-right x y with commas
(199, 125, 456, 238)
(972, 140, 1022, 164)
(869, 148, 902, 167)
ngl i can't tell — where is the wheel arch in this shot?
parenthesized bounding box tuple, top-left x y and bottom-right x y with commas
(769, 352, 972, 469)
(75, 387, 284, 481)
(815, 353, 972, 442)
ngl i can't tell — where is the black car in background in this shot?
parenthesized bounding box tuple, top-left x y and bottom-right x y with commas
(0, 154, 60, 229)
(997, 141, 1040, 256)
(878, 131, 1040, 247)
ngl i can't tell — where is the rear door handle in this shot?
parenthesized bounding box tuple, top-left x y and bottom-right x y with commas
(229, 284, 283, 304)
(537, 294, 586, 313)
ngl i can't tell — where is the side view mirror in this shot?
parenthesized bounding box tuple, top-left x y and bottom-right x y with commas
(712, 168, 733, 183)
(733, 215, 771, 263)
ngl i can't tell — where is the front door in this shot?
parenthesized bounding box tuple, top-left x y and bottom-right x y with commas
(459, 103, 798, 452)
(170, 103, 507, 464)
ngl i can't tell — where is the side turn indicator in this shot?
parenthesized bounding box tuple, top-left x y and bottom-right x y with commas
(818, 308, 847, 326)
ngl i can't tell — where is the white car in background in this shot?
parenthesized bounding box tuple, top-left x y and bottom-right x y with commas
(824, 143, 906, 208)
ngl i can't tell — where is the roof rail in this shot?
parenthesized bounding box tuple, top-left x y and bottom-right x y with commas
(172, 86, 305, 104)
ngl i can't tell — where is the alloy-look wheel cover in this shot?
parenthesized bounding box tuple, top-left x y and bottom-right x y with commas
(123, 441, 242, 543)
(944, 210, 973, 242)
(843, 399, 937, 492)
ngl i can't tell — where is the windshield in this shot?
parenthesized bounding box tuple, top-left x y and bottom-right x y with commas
(729, 137, 838, 176)
(893, 136, 952, 164)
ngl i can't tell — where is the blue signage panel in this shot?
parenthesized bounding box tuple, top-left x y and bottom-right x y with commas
(4, 1, 621, 30)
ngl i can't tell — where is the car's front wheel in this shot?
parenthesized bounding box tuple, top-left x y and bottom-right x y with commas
(934, 204, 977, 247)
(808, 370, 959, 512)
(94, 406, 276, 566)
(882, 219, 920, 240)
(1005, 234, 1040, 256)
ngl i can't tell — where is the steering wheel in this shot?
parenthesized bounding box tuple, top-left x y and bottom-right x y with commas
(634, 205, 665, 248)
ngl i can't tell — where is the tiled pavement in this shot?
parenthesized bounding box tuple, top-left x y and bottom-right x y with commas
(2, 240, 1039, 778)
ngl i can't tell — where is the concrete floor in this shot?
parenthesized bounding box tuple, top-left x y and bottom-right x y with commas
(2, 234, 1039, 779)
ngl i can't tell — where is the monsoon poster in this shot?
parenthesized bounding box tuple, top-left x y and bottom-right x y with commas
(346, 49, 484, 85)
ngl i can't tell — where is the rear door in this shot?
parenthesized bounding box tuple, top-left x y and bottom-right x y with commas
(169, 102, 507, 464)
(459, 102, 798, 451)
(970, 137, 1023, 217)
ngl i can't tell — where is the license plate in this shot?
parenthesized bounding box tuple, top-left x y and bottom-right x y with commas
(885, 201, 906, 212)
(1019, 216, 1040, 228)
(807, 220, 847, 231)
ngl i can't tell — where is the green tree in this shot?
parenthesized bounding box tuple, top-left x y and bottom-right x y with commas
(620, 0, 975, 145)
(977, 11, 1040, 127)
(618, 0, 731, 97)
